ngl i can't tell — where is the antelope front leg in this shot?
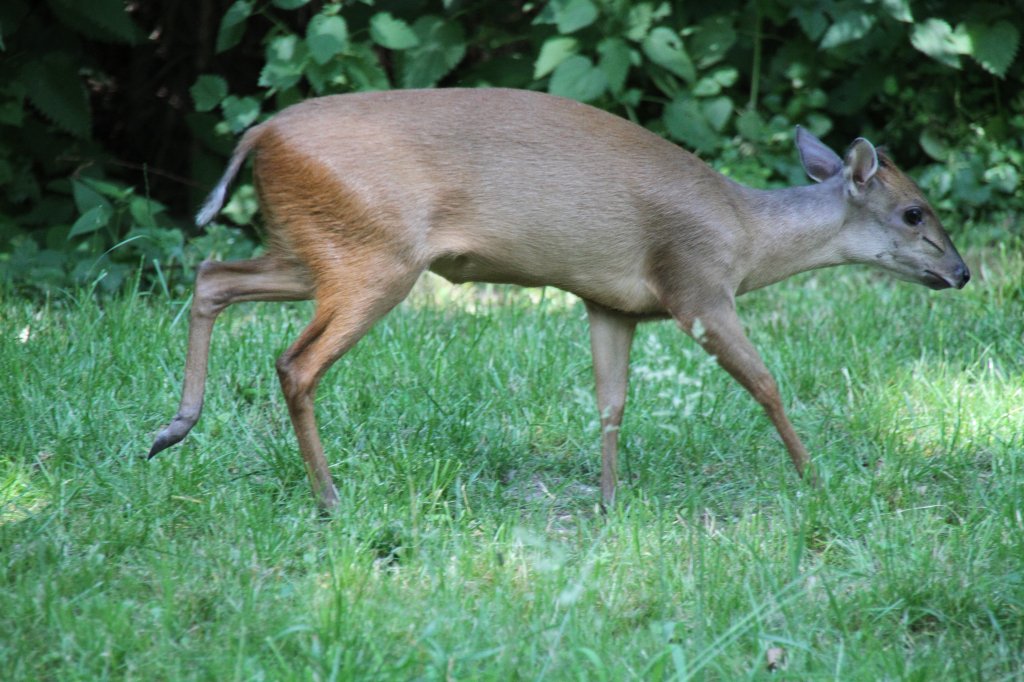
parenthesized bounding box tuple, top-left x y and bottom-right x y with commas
(585, 301, 638, 507)
(677, 303, 813, 480)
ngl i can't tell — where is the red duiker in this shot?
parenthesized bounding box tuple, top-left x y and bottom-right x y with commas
(149, 88, 969, 510)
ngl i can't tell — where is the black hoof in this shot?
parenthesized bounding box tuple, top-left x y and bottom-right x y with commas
(146, 415, 196, 459)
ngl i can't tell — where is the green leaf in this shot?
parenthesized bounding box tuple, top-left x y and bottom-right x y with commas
(625, 3, 671, 42)
(129, 196, 167, 226)
(984, 163, 1019, 194)
(548, 55, 607, 102)
(820, 10, 875, 49)
(736, 108, 765, 141)
(919, 129, 949, 161)
(711, 66, 738, 87)
(804, 112, 832, 138)
(216, 1, 252, 54)
(271, 0, 310, 8)
(68, 205, 112, 238)
(642, 27, 695, 83)
(535, 37, 579, 79)
(259, 35, 307, 90)
(305, 59, 345, 94)
(191, 75, 228, 112)
(306, 14, 348, 65)
(400, 16, 466, 88)
(911, 18, 970, 69)
(597, 37, 631, 94)
(953, 164, 991, 206)
(692, 76, 720, 97)
(221, 96, 260, 133)
(828, 64, 885, 115)
(701, 96, 733, 132)
(370, 12, 420, 50)
(690, 15, 736, 69)
(221, 184, 259, 225)
(84, 178, 132, 200)
(791, 7, 827, 42)
(664, 96, 716, 153)
(72, 179, 112, 215)
(343, 43, 390, 91)
(48, 0, 143, 44)
(555, 0, 598, 34)
(691, 73, 733, 99)
(966, 21, 1019, 78)
(0, 96, 24, 127)
(881, 0, 913, 23)
(21, 54, 90, 138)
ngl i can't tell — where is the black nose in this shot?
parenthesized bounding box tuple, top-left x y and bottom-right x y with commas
(955, 262, 970, 289)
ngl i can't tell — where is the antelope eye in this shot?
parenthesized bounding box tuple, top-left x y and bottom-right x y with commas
(903, 207, 924, 226)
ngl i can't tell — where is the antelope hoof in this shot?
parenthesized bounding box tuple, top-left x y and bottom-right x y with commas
(316, 484, 341, 515)
(146, 415, 197, 459)
(800, 463, 821, 489)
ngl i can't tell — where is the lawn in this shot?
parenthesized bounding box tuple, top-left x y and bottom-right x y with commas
(1, 247, 1022, 680)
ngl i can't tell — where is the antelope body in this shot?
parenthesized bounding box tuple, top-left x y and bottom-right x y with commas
(149, 88, 969, 510)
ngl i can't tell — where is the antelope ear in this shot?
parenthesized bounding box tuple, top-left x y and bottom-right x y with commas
(844, 137, 879, 196)
(795, 126, 842, 183)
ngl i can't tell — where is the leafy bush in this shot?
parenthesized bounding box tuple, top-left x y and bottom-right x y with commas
(1, 0, 1021, 294)
(0, 0, 259, 294)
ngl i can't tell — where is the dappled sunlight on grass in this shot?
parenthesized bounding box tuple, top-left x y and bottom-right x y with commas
(0, 458, 51, 526)
(2, 247, 1022, 679)
(630, 328, 720, 428)
(405, 272, 581, 314)
(866, 339, 1022, 457)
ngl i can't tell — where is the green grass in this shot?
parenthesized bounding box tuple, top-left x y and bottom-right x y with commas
(1, 248, 1022, 680)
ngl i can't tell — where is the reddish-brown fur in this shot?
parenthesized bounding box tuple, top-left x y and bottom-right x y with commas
(149, 88, 969, 510)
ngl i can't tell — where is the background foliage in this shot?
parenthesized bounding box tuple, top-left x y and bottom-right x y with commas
(1, 0, 1021, 294)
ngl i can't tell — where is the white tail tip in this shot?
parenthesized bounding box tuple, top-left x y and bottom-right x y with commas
(195, 184, 227, 226)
